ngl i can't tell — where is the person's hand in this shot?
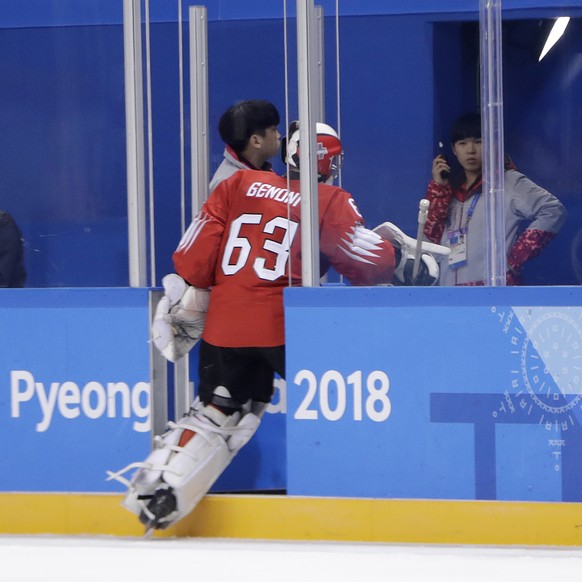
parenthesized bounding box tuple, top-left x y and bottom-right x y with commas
(432, 155, 450, 185)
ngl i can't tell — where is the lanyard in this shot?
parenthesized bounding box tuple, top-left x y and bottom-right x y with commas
(460, 192, 480, 234)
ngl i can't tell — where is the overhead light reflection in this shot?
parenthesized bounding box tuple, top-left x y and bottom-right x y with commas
(539, 16, 570, 62)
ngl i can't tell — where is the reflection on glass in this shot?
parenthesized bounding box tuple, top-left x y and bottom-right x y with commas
(539, 16, 570, 62)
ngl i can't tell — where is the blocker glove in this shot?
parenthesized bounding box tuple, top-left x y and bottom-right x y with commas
(373, 222, 450, 286)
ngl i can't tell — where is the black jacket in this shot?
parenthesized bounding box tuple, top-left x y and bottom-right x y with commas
(0, 210, 26, 287)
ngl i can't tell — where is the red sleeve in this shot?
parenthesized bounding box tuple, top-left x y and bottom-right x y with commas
(507, 228, 556, 283)
(319, 188, 396, 285)
(172, 175, 236, 288)
(423, 180, 452, 243)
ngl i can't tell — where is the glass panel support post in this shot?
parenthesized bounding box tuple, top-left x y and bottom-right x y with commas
(297, 0, 321, 287)
(123, 0, 148, 287)
(480, 0, 507, 286)
(189, 6, 210, 218)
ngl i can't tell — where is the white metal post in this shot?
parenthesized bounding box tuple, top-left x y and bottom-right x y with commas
(480, 0, 507, 286)
(170, 5, 211, 420)
(315, 5, 325, 123)
(190, 5, 210, 216)
(149, 290, 168, 440)
(297, 0, 321, 287)
(178, 0, 186, 234)
(123, 0, 147, 287)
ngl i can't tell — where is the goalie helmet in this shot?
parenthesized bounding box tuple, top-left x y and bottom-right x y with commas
(283, 121, 343, 183)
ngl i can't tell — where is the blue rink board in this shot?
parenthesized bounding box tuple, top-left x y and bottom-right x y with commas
(0, 288, 285, 494)
(284, 286, 582, 502)
(0, 289, 152, 492)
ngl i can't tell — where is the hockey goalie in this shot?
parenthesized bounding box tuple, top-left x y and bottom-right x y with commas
(108, 122, 448, 533)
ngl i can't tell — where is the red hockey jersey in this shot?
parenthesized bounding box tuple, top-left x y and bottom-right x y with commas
(173, 170, 395, 347)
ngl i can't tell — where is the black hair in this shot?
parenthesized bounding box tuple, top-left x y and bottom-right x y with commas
(450, 112, 481, 144)
(218, 100, 280, 154)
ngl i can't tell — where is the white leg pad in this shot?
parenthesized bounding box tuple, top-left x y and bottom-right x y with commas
(109, 398, 265, 529)
(118, 429, 183, 516)
(160, 411, 241, 521)
(227, 412, 261, 453)
(132, 432, 181, 491)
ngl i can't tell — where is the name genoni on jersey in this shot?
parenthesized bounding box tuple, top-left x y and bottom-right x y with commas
(246, 181, 301, 207)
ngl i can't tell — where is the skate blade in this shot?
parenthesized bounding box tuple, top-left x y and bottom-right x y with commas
(143, 525, 155, 539)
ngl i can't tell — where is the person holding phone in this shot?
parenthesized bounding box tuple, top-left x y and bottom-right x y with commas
(424, 112, 567, 286)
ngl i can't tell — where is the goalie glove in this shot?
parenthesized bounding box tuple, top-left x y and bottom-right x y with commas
(151, 274, 210, 362)
(373, 222, 450, 286)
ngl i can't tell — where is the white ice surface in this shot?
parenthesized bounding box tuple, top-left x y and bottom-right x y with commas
(1, 535, 582, 582)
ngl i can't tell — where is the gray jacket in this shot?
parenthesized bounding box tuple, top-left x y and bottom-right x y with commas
(208, 147, 250, 193)
(437, 169, 567, 285)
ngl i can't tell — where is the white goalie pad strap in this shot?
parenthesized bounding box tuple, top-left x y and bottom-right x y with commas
(114, 400, 264, 528)
(152, 274, 210, 363)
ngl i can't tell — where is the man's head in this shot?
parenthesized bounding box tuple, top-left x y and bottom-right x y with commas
(282, 121, 344, 184)
(218, 100, 281, 165)
(450, 112, 483, 176)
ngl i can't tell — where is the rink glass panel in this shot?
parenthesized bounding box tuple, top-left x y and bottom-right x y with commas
(1, 1, 580, 287)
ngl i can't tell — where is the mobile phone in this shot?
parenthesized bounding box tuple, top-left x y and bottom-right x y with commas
(437, 141, 450, 180)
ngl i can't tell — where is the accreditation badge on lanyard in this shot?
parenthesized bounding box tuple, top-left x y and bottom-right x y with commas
(448, 192, 480, 271)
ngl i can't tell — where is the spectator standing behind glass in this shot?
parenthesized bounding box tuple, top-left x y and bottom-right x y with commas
(208, 99, 281, 192)
(0, 209, 26, 287)
(423, 112, 567, 286)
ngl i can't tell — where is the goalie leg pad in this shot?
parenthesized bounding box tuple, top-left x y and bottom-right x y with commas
(159, 405, 242, 524)
(116, 397, 264, 530)
(226, 411, 261, 453)
(118, 427, 183, 516)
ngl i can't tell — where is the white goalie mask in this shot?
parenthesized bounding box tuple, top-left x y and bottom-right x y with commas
(284, 121, 344, 184)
